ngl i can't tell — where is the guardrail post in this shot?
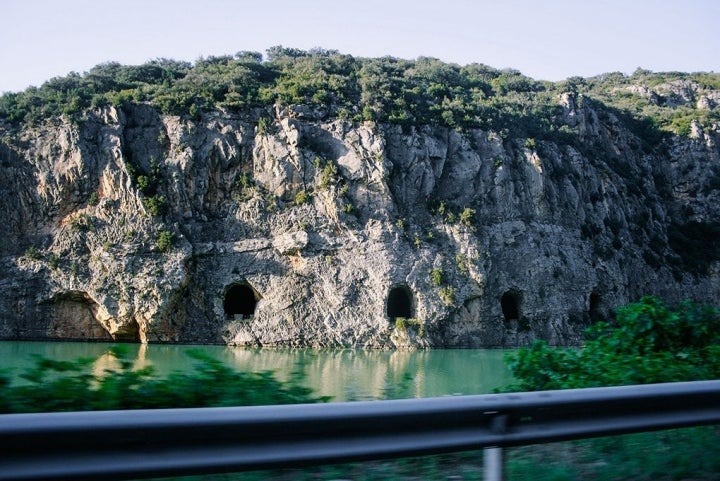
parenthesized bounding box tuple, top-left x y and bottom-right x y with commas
(483, 447, 504, 481)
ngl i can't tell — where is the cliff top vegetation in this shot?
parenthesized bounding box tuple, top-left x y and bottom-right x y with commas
(1, 47, 718, 142)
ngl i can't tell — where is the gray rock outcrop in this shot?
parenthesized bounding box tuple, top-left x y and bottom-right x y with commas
(1, 95, 718, 348)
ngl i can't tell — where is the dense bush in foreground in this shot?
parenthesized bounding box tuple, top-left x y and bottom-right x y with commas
(505, 296, 720, 392)
(0, 346, 328, 413)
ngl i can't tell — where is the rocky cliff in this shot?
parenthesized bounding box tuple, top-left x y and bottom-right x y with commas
(1, 75, 719, 348)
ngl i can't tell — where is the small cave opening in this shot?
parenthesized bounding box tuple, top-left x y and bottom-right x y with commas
(113, 318, 141, 342)
(501, 290, 521, 321)
(386, 285, 414, 319)
(49, 290, 113, 341)
(589, 291, 603, 323)
(224, 283, 259, 320)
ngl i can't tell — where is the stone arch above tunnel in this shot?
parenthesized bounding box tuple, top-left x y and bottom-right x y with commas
(48, 290, 114, 341)
(500, 290, 522, 322)
(224, 282, 260, 320)
(386, 284, 414, 319)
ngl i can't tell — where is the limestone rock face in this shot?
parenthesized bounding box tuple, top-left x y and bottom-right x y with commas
(1, 98, 719, 348)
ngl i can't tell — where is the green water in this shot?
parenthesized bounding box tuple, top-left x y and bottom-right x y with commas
(0, 341, 515, 401)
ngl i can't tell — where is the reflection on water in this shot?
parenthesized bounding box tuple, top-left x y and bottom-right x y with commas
(0, 341, 514, 401)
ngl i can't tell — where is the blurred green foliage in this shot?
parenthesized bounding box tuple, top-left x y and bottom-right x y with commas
(0, 346, 328, 413)
(505, 296, 720, 392)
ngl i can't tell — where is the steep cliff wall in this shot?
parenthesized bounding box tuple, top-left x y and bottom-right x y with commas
(1, 89, 719, 347)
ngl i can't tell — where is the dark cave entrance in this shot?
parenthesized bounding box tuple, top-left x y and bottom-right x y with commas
(501, 290, 521, 321)
(113, 318, 141, 342)
(589, 291, 603, 323)
(224, 283, 258, 320)
(49, 290, 114, 341)
(386, 285, 414, 319)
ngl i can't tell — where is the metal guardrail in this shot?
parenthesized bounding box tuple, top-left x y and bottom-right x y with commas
(1, 380, 719, 480)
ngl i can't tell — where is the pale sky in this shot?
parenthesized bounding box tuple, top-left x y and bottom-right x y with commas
(1, 0, 718, 94)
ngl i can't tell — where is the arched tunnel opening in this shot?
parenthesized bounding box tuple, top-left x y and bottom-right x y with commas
(501, 290, 521, 321)
(386, 285, 414, 319)
(589, 291, 603, 323)
(224, 283, 258, 320)
(48, 290, 115, 341)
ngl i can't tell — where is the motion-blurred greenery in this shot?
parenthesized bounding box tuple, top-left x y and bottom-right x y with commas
(505, 296, 720, 392)
(0, 346, 328, 413)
